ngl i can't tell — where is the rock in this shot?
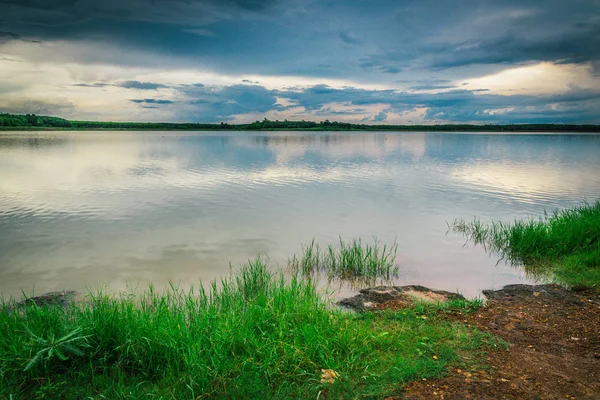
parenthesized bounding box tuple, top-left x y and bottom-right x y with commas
(339, 285, 465, 311)
(7, 290, 79, 312)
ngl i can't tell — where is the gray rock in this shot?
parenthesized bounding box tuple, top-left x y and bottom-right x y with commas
(339, 285, 465, 311)
(7, 290, 79, 312)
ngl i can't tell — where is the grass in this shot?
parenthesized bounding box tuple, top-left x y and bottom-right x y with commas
(451, 200, 600, 288)
(0, 257, 498, 399)
(288, 237, 399, 285)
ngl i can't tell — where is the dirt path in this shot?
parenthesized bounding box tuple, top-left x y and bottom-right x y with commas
(400, 284, 600, 400)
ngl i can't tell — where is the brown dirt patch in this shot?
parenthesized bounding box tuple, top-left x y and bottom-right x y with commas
(399, 284, 600, 400)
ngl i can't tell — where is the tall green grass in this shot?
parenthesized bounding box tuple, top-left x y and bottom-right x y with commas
(289, 237, 399, 284)
(452, 200, 600, 288)
(0, 258, 495, 399)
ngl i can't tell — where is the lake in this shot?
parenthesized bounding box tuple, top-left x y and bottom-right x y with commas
(1, 131, 599, 300)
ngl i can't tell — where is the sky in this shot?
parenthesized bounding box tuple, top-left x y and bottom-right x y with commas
(1, 0, 600, 124)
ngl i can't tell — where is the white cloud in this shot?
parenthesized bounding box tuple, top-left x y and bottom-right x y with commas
(1, 40, 599, 124)
(461, 62, 600, 95)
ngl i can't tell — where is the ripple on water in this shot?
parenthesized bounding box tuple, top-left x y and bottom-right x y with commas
(1, 131, 600, 300)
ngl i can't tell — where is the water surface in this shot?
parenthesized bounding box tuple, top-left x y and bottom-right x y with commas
(1, 131, 599, 299)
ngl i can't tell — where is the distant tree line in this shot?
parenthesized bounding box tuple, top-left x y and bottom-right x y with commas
(1, 113, 599, 132)
(0, 113, 71, 128)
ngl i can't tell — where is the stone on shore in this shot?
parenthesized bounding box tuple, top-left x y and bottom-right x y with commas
(339, 285, 465, 311)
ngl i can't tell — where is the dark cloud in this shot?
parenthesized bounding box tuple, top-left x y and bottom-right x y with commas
(409, 84, 458, 91)
(2, 0, 597, 78)
(0, 31, 19, 40)
(0, 0, 286, 27)
(375, 1, 599, 73)
(422, 102, 600, 124)
(73, 81, 168, 90)
(184, 28, 217, 37)
(314, 106, 368, 116)
(221, 0, 280, 11)
(359, 60, 402, 74)
(273, 85, 600, 124)
(72, 83, 110, 88)
(373, 111, 388, 122)
(175, 84, 277, 121)
(1, 0, 599, 123)
(381, 66, 402, 74)
(339, 30, 360, 45)
(428, 24, 600, 69)
(0, 30, 41, 43)
(5, 79, 599, 123)
(155, 81, 600, 124)
(118, 81, 168, 90)
(276, 84, 600, 114)
(130, 99, 174, 105)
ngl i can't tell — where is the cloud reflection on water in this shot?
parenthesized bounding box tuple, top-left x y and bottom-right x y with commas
(1, 131, 599, 300)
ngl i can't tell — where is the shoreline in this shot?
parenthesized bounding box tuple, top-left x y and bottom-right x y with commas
(6, 281, 599, 399)
(8, 280, 596, 309)
(3, 126, 600, 133)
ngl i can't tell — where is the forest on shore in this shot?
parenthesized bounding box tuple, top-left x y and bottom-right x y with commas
(1, 113, 600, 132)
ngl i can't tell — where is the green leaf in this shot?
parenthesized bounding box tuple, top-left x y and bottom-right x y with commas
(24, 351, 44, 372)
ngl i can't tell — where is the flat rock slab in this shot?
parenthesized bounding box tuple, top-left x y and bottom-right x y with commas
(339, 285, 466, 311)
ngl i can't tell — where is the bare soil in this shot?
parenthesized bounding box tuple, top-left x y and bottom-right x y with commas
(398, 284, 600, 400)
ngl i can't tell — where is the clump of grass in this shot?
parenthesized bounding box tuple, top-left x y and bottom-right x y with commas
(451, 200, 600, 288)
(289, 237, 400, 282)
(0, 257, 494, 399)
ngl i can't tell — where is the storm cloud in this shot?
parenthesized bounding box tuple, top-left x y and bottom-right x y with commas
(119, 81, 169, 90)
(1, 0, 599, 123)
(130, 99, 174, 105)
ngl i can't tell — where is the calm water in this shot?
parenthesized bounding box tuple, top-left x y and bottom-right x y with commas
(1, 131, 600, 300)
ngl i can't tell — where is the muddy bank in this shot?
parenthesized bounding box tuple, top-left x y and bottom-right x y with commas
(358, 284, 600, 400)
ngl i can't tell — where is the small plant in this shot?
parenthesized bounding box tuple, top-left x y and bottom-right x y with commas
(289, 237, 399, 282)
(451, 200, 600, 288)
(24, 327, 90, 371)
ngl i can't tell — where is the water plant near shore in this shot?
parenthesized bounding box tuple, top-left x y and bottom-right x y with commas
(451, 200, 600, 288)
(0, 258, 494, 399)
(288, 237, 400, 282)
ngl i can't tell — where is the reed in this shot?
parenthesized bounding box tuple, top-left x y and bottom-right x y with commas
(289, 237, 400, 281)
(451, 200, 600, 288)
